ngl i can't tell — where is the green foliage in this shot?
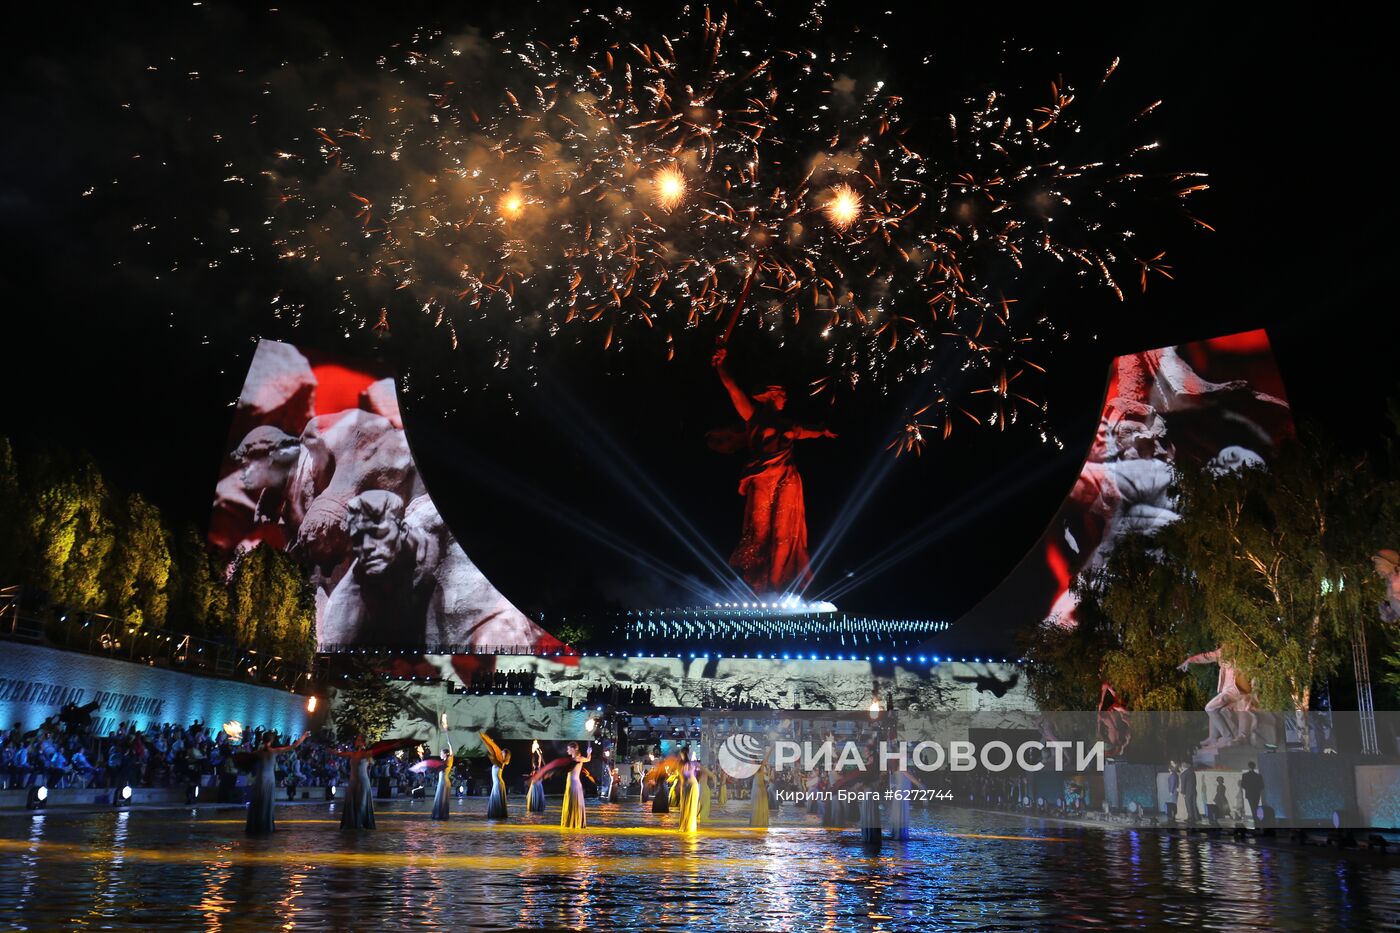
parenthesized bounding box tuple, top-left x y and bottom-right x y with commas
(25, 452, 115, 609)
(553, 620, 594, 647)
(104, 493, 171, 626)
(332, 668, 407, 743)
(0, 434, 316, 673)
(1025, 423, 1396, 716)
(1022, 536, 1209, 712)
(167, 524, 230, 638)
(1171, 432, 1376, 711)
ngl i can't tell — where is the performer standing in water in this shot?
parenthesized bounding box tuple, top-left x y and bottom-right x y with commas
(527, 740, 547, 813)
(335, 736, 378, 830)
(749, 760, 771, 829)
(480, 732, 511, 820)
(244, 730, 310, 836)
(431, 740, 455, 821)
(711, 347, 835, 594)
(697, 766, 712, 823)
(560, 742, 591, 829)
(678, 751, 701, 833)
(652, 763, 673, 814)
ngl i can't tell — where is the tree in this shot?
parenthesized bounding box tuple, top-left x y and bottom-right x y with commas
(1022, 535, 1210, 712)
(332, 666, 406, 743)
(167, 524, 230, 638)
(227, 544, 316, 666)
(104, 492, 171, 626)
(1169, 430, 1378, 716)
(24, 451, 114, 610)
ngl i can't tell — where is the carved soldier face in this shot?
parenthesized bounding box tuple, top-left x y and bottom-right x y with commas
(346, 490, 408, 577)
(350, 513, 404, 576)
(233, 426, 301, 498)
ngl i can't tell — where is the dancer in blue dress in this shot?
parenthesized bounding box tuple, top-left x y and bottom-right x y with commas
(480, 732, 510, 820)
(243, 731, 309, 835)
(431, 743, 455, 821)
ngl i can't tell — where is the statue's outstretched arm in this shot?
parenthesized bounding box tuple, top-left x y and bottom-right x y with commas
(712, 348, 755, 421)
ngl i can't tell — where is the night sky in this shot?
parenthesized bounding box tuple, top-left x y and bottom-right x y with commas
(1, 2, 1393, 653)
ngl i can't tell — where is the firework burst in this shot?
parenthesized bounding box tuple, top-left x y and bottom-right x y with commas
(256, 3, 1203, 451)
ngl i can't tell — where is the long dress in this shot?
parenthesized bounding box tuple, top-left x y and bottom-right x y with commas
(669, 774, 681, 808)
(678, 769, 700, 833)
(245, 749, 277, 835)
(718, 777, 728, 807)
(560, 760, 587, 829)
(652, 776, 671, 813)
(608, 770, 621, 803)
(432, 753, 454, 820)
(527, 778, 546, 813)
(486, 763, 508, 820)
(728, 408, 813, 593)
(341, 756, 376, 830)
(750, 770, 770, 828)
(697, 772, 711, 822)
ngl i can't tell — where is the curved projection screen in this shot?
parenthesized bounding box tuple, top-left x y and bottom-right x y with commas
(955, 329, 1295, 633)
(211, 339, 560, 653)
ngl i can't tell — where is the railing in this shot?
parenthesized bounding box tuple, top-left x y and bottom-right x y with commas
(0, 585, 314, 692)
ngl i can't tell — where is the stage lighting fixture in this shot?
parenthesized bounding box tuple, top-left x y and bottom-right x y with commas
(325, 784, 337, 800)
(27, 785, 48, 810)
(585, 717, 597, 733)
(186, 784, 201, 804)
(114, 784, 133, 807)
(306, 696, 318, 713)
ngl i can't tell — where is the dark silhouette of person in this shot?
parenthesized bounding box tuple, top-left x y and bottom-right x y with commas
(1240, 761, 1264, 819)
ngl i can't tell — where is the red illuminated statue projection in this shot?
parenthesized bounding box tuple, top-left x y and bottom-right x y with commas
(212, 339, 557, 653)
(710, 347, 836, 595)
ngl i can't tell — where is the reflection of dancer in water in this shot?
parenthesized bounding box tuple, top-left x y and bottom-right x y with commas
(431, 741, 455, 821)
(244, 731, 310, 835)
(480, 732, 511, 820)
(711, 348, 836, 594)
(678, 751, 701, 833)
(560, 742, 591, 829)
(527, 740, 547, 813)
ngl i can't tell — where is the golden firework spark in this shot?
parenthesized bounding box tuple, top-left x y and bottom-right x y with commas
(653, 167, 686, 211)
(825, 184, 861, 230)
(499, 192, 525, 220)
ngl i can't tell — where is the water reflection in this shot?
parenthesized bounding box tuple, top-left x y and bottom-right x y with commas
(0, 800, 1394, 931)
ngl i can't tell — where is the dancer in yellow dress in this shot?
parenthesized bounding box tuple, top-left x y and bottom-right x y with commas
(559, 742, 591, 829)
(749, 761, 770, 828)
(718, 774, 728, 807)
(697, 766, 712, 823)
(677, 751, 700, 833)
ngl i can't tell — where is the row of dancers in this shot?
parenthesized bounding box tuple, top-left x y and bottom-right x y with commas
(244, 730, 911, 842)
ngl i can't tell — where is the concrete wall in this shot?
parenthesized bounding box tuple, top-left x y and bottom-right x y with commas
(0, 642, 310, 738)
